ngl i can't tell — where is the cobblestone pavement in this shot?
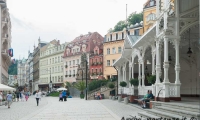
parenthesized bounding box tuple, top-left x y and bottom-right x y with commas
(0, 96, 145, 120)
(98, 99, 144, 119)
(21, 97, 120, 120)
(0, 96, 48, 120)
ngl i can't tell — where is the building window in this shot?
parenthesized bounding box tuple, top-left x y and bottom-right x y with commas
(66, 62, 68, 65)
(52, 67, 54, 73)
(61, 56, 63, 62)
(73, 60, 75, 65)
(55, 76, 57, 82)
(52, 77, 54, 82)
(77, 59, 79, 64)
(107, 60, 110, 66)
(116, 33, 118, 40)
(134, 29, 139, 35)
(69, 61, 71, 66)
(66, 71, 68, 75)
(73, 70, 75, 77)
(52, 58, 54, 63)
(61, 66, 63, 71)
(112, 47, 116, 54)
(118, 47, 122, 53)
(110, 34, 112, 41)
(58, 66, 60, 72)
(107, 48, 110, 54)
(122, 32, 124, 39)
(112, 59, 116, 65)
(58, 57, 60, 62)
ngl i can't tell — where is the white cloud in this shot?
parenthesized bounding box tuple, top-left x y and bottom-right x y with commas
(7, 0, 147, 59)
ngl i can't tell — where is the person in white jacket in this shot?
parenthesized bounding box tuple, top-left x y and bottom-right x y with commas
(35, 90, 40, 106)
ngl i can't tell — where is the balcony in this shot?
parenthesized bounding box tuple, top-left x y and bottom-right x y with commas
(65, 65, 68, 68)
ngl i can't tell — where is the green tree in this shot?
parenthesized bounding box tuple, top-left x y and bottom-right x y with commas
(8, 60, 18, 75)
(113, 20, 127, 32)
(128, 12, 143, 25)
(74, 81, 86, 94)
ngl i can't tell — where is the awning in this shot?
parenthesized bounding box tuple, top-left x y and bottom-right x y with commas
(131, 24, 156, 49)
(0, 84, 16, 91)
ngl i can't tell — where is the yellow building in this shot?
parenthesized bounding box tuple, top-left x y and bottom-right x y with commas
(103, 25, 143, 80)
(143, 0, 156, 32)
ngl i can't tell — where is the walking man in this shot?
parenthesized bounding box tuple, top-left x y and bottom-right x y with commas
(35, 90, 40, 106)
(6, 91, 12, 108)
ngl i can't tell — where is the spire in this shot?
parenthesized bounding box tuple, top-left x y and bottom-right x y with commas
(38, 36, 41, 43)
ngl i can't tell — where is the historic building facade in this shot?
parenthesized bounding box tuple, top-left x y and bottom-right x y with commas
(114, 0, 199, 102)
(17, 58, 27, 87)
(32, 38, 48, 91)
(27, 51, 33, 92)
(0, 0, 12, 85)
(89, 44, 104, 80)
(63, 32, 104, 82)
(103, 24, 143, 80)
(39, 40, 66, 91)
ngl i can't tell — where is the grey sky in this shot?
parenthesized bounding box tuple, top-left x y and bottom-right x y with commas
(7, 0, 146, 59)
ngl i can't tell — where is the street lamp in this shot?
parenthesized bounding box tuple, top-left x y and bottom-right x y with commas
(85, 59, 88, 100)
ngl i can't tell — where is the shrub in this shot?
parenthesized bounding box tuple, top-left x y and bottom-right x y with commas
(130, 78, 139, 86)
(147, 75, 156, 84)
(108, 82, 115, 89)
(120, 81, 127, 87)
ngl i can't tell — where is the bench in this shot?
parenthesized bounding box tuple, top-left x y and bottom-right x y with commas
(134, 98, 154, 108)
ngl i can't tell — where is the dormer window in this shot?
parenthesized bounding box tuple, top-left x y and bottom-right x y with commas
(147, 13, 156, 21)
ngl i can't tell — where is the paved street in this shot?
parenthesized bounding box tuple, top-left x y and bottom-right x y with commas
(0, 96, 144, 120)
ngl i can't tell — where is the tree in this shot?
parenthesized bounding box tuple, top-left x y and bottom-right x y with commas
(128, 12, 143, 25)
(113, 20, 127, 32)
(74, 81, 86, 99)
(8, 60, 18, 75)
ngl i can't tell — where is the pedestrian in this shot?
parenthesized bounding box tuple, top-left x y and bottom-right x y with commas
(59, 92, 63, 101)
(62, 90, 67, 101)
(16, 91, 19, 102)
(25, 92, 29, 101)
(0, 91, 3, 105)
(35, 90, 40, 106)
(6, 91, 12, 108)
(19, 91, 22, 101)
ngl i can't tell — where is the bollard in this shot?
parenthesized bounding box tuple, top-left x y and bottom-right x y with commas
(118, 96, 122, 102)
(124, 97, 128, 104)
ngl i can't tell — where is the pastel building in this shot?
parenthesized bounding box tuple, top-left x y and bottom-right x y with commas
(39, 40, 67, 91)
(63, 32, 104, 82)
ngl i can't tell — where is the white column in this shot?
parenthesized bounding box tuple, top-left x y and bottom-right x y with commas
(129, 64, 131, 79)
(175, 40, 181, 84)
(0, 5, 2, 84)
(141, 60, 145, 86)
(156, 40, 161, 83)
(132, 64, 134, 79)
(152, 52, 156, 75)
(163, 37, 170, 83)
(138, 61, 141, 87)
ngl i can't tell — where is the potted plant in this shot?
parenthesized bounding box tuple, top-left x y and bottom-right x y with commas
(147, 75, 156, 85)
(74, 81, 86, 99)
(119, 81, 127, 96)
(108, 82, 115, 99)
(129, 78, 139, 103)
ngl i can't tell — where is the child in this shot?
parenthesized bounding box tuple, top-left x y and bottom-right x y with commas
(25, 93, 29, 101)
(59, 92, 63, 101)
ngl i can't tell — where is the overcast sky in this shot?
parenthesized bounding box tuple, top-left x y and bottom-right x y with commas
(7, 0, 146, 59)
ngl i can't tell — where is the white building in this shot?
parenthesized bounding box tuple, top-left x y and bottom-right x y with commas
(17, 58, 27, 87)
(114, 0, 199, 102)
(8, 75, 17, 87)
(0, 0, 12, 85)
(39, 40, 67, 91)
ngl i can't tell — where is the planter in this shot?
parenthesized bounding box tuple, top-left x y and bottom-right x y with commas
(109, 96, 112, 99)
(124, 97, 128, 104)
(129, 95, 138, 103)
(80, 94, 84, 99)
(118, 96, 122, 102)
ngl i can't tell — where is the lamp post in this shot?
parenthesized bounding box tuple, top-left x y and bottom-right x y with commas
(85, 59, 88, 100)
(46, 69, 52, 92)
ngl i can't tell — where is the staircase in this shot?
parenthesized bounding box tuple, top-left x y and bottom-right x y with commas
(138, 101, 200, 120)
(87, 82, 117, 100)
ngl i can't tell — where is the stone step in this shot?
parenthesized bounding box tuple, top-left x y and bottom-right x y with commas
(155, 106, 200, 118)
(151, 101, 200, 112)
(145, 109, 183, 119)
(138, 112, 162, 119)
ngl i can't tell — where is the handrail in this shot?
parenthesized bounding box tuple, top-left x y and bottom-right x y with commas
(156, 89, 165, 101)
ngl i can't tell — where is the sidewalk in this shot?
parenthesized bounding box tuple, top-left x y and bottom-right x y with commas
(21, 97, 121, 120)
